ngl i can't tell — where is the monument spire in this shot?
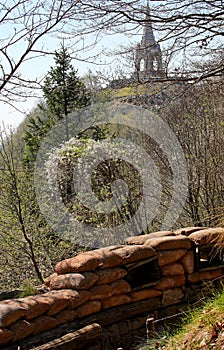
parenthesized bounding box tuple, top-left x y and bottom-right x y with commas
(135, 1, 163, 80)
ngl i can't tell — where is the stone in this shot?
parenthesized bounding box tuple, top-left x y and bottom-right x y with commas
(111, 280, 131, 294)
(55, 309, 77, 324)
(89, 284, 113, 300)
(125, 231, 174, 245)
(187, 269, 223, 284)
(55, 252, 101, 274)
(157, 249, 187, 266)
(9, 319, 34, 341)
(0, 301, 27, 327)
(48, 272, 98, 290)
(155, 275, 185, 290)
(130, 289, 161, 302)
(174, 227, 207, 236)
(0, 328, 14, 346)
(101, 295, 131, 310)
(180, 251, 195, 274)
(31, 315, 59, 335)
(189, 228, 224, 245)
(76, 301, 101, 318)
(161, 263, 185, 276)
(162, 288, 184, 306)
(95, 267, 127, 285)
(144, 236, 192, 250)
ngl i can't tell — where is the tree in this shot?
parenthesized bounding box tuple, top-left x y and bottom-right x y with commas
(1, 0, 223, 108)
(163, 81, 224, 226)
(23, 46, 91, 163)
(42, 45, 91, 138)
(0, 126, 80, 290)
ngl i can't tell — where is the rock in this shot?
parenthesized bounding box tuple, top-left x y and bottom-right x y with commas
(187, 269, 223, 284)
(0, 328, 14, 346)
(55, 252, 101, 274)
(48, 272, 99, 290)
(89, 284, 113, 300)
(161, 263, 185, 276)
(174, 227, 207, 236)
(180, 251, 195, 274)
(155, 275, 185, 290)
(76, 301, 101, 318)
(0, 301, 27, 327)
(101, 295, 131, 310)
(95, 267, 127, 284)
(9, 319, 34, 341)
(162, 288, 184, 306)
(111, 280, 131, 294)
(144, 236, 192, 250)
(125, 231, 174, 245)
(157, 249, 187, 266)
(189, 228, 224, 245)
(130, 289, 161, 302)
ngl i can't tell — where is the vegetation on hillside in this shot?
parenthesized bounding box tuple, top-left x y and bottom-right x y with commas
(0, 1, 224, 292)
(137, 289, 224, 350)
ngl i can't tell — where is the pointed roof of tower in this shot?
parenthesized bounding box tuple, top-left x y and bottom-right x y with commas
(141, 1, 156, 48)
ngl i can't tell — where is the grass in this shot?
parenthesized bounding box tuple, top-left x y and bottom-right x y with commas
(136, 288, 224, 350)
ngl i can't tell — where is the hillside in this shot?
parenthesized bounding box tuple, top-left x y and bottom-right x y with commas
(138, 290, 224, 350)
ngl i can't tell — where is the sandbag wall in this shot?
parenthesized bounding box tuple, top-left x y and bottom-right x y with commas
(0, 227, 224, 349)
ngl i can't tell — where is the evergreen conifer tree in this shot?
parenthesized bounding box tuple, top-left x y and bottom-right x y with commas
(24, 45, 91, 163)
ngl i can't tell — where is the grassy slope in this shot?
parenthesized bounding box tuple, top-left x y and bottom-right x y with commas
(138, 290, 224, 350)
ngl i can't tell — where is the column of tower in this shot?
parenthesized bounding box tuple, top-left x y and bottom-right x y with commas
(135, 2, 163, 80)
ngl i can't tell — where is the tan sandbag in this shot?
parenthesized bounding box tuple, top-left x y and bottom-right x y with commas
(161, 262, 185, 276)
(55, 309, 77, 324)
(48, 272, 98, 290)
(89, 284, 113, 300)
(126, 231, 174, 245)
(189, 227, 224, 245)
(144, 235, 192, 250)
(155, 275, 185, 290)
(101, 295, 131, 309)
(0, 328, 14, 346)
(130, 289, 161, 302)
(95, 267, 127, 284)
(9, 319, 34, 342)
(0, 300, 27, 327)
(110, 279, 131, 294)
(75, 301, 101, 318)
(55, 252, 101, 274)
(31, 315, 59, 335)
(157, 249, 187, 266)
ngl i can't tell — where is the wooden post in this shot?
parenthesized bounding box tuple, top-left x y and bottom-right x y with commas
(31, 323, 102, 350)
(146, 317, 155, 340)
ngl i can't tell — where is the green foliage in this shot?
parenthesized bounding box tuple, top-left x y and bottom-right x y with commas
(23, 44, 91, 164)
(43, 45, 91, 119)
(19, 280, 37, 298)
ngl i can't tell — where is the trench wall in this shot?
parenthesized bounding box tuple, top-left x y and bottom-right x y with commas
(0, 226, 224, 349)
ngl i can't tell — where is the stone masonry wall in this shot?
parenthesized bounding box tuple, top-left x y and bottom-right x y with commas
(0, 227, 224, 349)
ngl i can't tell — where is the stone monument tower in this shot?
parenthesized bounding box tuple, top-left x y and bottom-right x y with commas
(135, 2, 163, 80)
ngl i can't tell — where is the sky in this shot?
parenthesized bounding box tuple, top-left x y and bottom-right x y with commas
(0, 15, 140, 129)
